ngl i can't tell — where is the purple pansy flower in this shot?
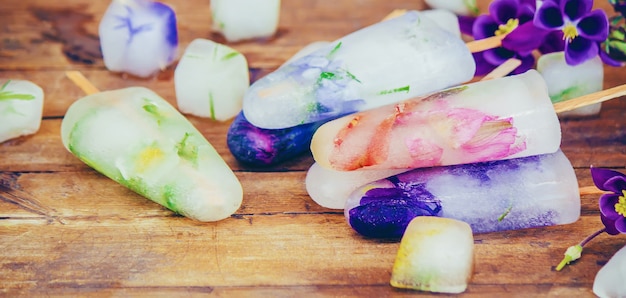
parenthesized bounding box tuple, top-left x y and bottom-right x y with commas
(470, 0, 537, 75)
(591, 167, 626, 235)
(535, 0, 609, 64)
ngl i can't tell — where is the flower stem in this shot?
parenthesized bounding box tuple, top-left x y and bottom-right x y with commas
(555, 227, 606, 271)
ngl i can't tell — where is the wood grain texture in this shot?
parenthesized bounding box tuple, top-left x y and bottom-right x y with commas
(1, 0, 625, 296)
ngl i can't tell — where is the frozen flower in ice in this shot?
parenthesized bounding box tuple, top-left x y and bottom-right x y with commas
(347, 180, 442, 239)
(286, 42, 365, 123)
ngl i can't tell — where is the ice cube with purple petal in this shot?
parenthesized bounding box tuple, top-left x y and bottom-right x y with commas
(0, 79, 44, 143)
(344, 150, 580, 238)
(99, 0, 178, 78)
(175, 38, 249, 121)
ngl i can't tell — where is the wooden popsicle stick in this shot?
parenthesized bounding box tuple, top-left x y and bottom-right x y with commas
(65, 71, 100, 95)
(553, 84, 626, 113)
(579, 186, 603, 196)
(480, 58, 522, 81)
(382, 9, 407, 21)
(381, 9, 504, 53)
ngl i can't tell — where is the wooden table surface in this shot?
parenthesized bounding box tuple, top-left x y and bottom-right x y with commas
(1, 0, 625, 296)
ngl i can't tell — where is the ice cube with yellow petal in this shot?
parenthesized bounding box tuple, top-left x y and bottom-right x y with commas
(390, 216, 474, 294)
(60, 87, 243, 221)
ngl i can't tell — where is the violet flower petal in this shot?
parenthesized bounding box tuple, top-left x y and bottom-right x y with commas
(483, 47, 515, 65)
(591, 167, 626, 191)
(502, 21, 551, 54)
(535, 0, 565, 29)
(591, 167, 626, 194)
(599, 50, 625, 67)
(458, 15, 476, 36)
(616, 218, 626, 233)
(601, 213, 621, 235)
(600, 193, 622, 220)
(510, 53, 535, 74)
(473, 15, 500, 39)
(473, 53, 497, 76)
(604, 176, 626, 194)
(490, 0, 520, 24)
(566, 38, 598, 65)
(561, 0, 593, 21)
(539, 31, 566, 53)
(577, 10, 609, 41)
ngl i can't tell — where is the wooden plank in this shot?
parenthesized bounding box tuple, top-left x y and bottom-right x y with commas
(0, 168, 605, 219)
(0, 215, 620, 295)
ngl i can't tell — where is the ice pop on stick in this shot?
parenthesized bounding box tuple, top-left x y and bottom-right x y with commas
(311, 70, 561, 171)
(62, 72, 242, 222)
(305, 163, 407, 209)
(344, 150, 580, 238)
(242, 10, 476, 129)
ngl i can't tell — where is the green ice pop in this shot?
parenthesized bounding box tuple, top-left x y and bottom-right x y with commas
(61, 86, 243, 221)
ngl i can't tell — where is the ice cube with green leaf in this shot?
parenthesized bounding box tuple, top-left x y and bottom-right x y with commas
(174, 38, 249, 121)
(0, 79, 44, 143)
(61, 87, 243, 222)
(537, 51, 604, 117)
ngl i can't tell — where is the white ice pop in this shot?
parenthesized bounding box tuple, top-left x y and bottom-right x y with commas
(421, 9, 461, 37)
(593, 244, 626, 298)
(211, 0, 281, 42)
(175, 38, 249, 121)
(0, 79, 44, 143)
(61, 87, 243, 222)
(537, 51, 604, 117)
(344, 150, 580, 238)
(311, 70, 561, 171)
(305, 162, 407, 209)
(242, 10, 475, 129)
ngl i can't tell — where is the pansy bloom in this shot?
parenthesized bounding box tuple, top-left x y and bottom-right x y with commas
(591, 167, 626, 235)
(536, 0, 609, 64)
(470, 0, 537, 75)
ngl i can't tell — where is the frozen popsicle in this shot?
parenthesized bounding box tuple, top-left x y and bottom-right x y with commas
(0, 79, 44, 143)
(175, 38, 249, 121)
(311, 70, 561, 171)
(226, 41, 331, 166)
(537, 51, 604, 117)
(421, 9, 462, 37)
(390, 217, 474, 293)
(99, 0, 178, 78)
(344, 149, 580, 238)
(242, 10, 476, 129)
(305, 163, 407, 209)
(61, 78, 242, 222)
(211, 0, 281, 42)
(593, 244, 626, 298)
